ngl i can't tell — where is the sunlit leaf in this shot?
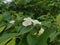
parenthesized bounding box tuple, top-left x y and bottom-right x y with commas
(0, 33, 18, 44)
(0, 26, 5, 33)
(7, 38, 15, 45)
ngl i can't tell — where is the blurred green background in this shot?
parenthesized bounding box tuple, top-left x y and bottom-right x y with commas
(0, 0, 60, 45)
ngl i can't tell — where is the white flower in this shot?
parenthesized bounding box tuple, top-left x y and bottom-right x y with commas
(22, 20, 32, 27)
(9, 20, 15, 24)
(22, 17, 41, 27)
(22, 17, 33, 27)
(32, 20, 41, 25)
(38, 28, 44, 36)
(3, 0, 12, 3)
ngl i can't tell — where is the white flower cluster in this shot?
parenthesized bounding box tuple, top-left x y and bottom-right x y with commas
(3, 0, 12, 3)
(22, 17, 41, 27)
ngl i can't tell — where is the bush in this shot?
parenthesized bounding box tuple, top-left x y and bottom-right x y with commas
(0, 0, 60, 45)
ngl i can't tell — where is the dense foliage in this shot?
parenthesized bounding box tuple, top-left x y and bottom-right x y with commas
(0, 0, 60, 45)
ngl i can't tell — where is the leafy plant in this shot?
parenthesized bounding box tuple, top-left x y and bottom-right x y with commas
(0, 0, 60, 45)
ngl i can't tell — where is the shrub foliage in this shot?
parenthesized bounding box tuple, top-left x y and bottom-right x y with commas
(0, 0, 60, 45)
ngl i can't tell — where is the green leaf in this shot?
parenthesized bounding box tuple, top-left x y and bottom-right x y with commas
(0, 26, 5, 33)
(0, 38, 11, 45)
(37, 24, 57, 45)
(5, 24, 13, 30)
(27, 34, 38, 45)
(49, 31, 57, 42)
(3, 12, 11, 21)
(0, 33, 18, 44)
(49, 32, 60, 42)
(18, 38, 28, 45)
(56, 14, 60, 25)
(7, 38, 15, 45)
(0, 15, 3, 22)
(19, 26, 34, 35)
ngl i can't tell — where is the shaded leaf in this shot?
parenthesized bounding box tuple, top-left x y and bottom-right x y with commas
(27, 34, 38, 45)
(19, 26, 34, 35)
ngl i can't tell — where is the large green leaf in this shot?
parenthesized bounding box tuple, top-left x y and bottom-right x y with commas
(0, 38, 11, 45)
(27, 34, 38, 45)
(7, 38, 15, 45)
(19, 26, 34, 35)
(0, 33, 18, 44)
